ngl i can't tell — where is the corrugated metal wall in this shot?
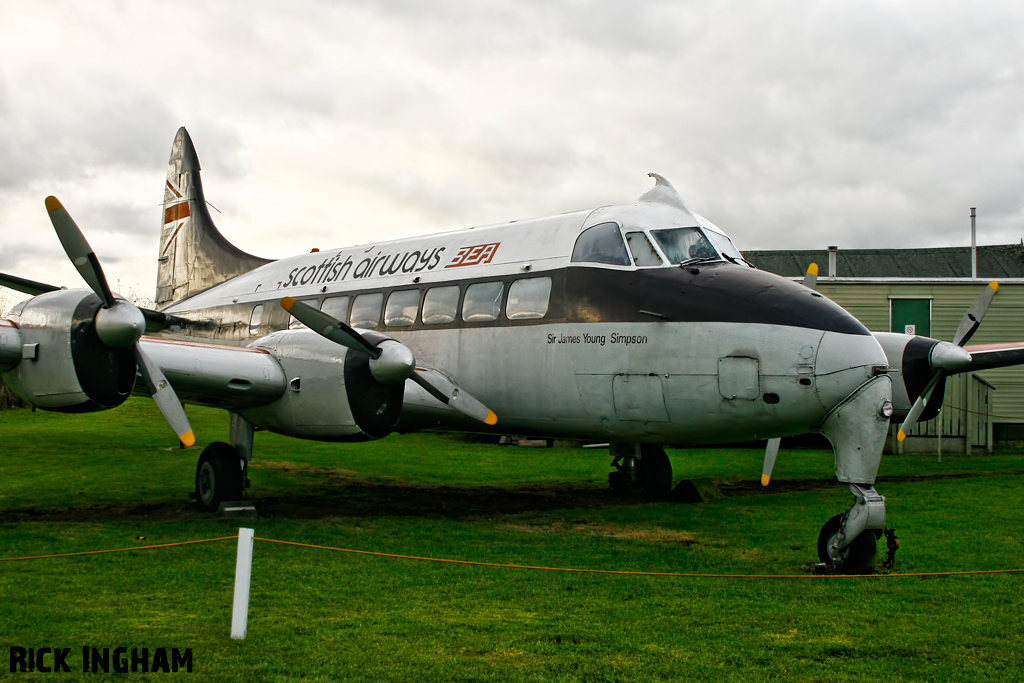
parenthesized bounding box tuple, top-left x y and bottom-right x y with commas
(817, 279, 1024, 433)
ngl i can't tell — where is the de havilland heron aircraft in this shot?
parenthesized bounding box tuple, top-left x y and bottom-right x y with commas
(2, 128, 1023, 573)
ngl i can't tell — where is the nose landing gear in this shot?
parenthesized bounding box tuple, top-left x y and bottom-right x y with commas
(817, 484, 886, 574)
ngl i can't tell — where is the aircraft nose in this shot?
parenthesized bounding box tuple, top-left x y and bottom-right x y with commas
(814, 330, 890, 411)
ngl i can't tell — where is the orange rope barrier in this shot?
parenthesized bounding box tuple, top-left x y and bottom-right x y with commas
(2, 532, 1020, 578)
(0, 535, 238, 562)
(940, 402, 1024, 421)
(254, 537, 1024, 579)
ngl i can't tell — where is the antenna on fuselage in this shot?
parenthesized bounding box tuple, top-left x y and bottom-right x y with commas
(639, 173, 690, 211)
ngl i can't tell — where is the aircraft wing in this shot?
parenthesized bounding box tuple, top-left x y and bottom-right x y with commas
(0, 272, 61, 296)
(964, 342, 1024, 372)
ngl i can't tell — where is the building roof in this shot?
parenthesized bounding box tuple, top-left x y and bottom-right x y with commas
(743, 243, 1024, 279)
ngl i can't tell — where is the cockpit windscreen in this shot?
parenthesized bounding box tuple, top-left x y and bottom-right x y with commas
(650, 227, 717, 263)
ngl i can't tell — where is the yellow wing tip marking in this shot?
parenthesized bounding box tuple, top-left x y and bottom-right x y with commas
(760, 474, 771, 487)
(180, 430, 196, 448)
(485, 411, 498, 426)
(806, 263, 819, 276)
(990, 281, 999, 292)
(44, 196, 63, 212)
(280, 297, 297, 311)
(897, 429, 907, 442)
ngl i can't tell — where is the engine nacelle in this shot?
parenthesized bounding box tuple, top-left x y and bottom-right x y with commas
(240, 329, 404, 442)
(873, 331, 948, 423)
(1, 289, 137, 412)
(0, 320, 23, 373)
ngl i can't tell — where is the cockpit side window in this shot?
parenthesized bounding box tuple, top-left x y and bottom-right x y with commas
(625, 232, 663, 266)
(570, 222, 631, 266)
(651, 227, 718, 264)
(703, 229, 745, 262)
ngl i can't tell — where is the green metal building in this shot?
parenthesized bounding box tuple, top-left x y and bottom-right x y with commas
(745, 244, 1024, 452)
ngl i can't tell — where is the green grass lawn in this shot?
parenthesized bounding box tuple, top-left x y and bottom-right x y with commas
(1, 400, 1023, 681)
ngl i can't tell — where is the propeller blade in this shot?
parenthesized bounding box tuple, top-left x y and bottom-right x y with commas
(801, 263, 818, 290)
(411, 368, 498, 425)
(896, 370, 945, 442)
(281, 297, 380, 358)
(133, 345, 195, 447)
(761, 437, 780, 486)
(45, 196, 115, 308)
(952, 280, 998, 347)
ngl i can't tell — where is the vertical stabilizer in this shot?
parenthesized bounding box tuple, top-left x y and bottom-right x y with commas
(156, 128, 272, 308)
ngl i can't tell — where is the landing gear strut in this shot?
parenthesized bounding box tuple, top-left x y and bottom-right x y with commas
(609, 444, 673, 499)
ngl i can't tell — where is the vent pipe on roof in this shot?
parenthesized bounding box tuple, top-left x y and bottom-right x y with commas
(827, 246, 838, 278)
(971, 208, 977, 278)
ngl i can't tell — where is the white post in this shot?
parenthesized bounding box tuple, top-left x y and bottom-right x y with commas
(231, 527, 255, 639)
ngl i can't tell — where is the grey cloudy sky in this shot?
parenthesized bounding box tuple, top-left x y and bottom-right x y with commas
(1, 0, 1022, 301)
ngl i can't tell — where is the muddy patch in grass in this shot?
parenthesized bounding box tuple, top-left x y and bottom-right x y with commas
(503, 520, 697, 545)
(3, 467, 1017, 523)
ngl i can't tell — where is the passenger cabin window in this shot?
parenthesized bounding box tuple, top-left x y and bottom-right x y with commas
(462, 282, 504, 322)
(249, 304, 263, 336)
(422, 286, 459, 325)
(385, 290, 420, 327)
(288, 299, 317, 329)
(320, 296, 350, 322)
(350, 292, 383, 328)
(626, 232, 663, 266)
(506, 277, 552, 320)
(651, 227, 718, 264)
(571, 222, 630, 266)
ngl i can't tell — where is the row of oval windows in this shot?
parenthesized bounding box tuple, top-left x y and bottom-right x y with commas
(249, 276, 553, 335)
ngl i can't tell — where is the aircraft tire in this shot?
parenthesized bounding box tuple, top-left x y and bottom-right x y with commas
(195, 442, 244, 513)
(817, 513, 879, 574)
(609, 445, 673, 499)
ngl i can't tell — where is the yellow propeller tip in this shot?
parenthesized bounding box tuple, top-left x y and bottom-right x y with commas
(806, 263, 819, 276)
(897, 429, 907, 442)
(45, 196, 63, 212)
(280, 297, 296, 311)
(180, 430, 196, 448)
(484, 411, 497, 426)
(990, 281, 999, 292)
(761, 474, 771, 487)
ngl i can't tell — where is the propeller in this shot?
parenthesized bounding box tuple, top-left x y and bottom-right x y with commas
(281, 297, 497, 425)
(801, 263, 819, 290)
(45, 196, 196, 447)
(896, 281, 998, 442)
(761, 437, 780, 486)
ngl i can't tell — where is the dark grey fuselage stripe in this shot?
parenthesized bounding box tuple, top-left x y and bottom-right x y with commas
(172, 263, 871, 339)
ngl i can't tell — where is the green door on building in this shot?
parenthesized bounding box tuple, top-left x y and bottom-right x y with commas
(891, 299, 931, 337)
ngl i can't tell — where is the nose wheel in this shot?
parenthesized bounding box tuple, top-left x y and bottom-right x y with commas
(817, 513, 880, 574)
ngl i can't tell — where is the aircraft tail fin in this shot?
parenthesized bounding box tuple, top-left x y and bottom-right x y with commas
(155, 127, 272, 308)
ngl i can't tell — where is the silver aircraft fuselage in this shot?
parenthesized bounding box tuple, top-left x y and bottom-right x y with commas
(157, 189, 889, 449)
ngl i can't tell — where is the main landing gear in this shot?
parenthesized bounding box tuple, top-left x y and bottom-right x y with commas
(195, 442, 246, 512)
(193, 414, 254, 513)
(608, 443, 673, 499)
